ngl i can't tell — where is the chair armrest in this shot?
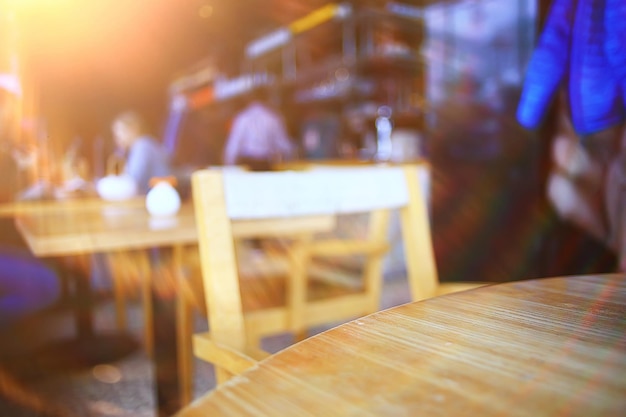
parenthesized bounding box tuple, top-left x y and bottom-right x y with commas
(193, 332, 270, 376)
(308, 240, 390, 257)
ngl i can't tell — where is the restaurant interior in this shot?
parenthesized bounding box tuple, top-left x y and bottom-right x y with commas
(0, 0, 624, 416)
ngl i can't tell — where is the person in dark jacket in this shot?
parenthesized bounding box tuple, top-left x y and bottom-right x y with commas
(0, 83, 60, 328)
(517, 0, 625, 270)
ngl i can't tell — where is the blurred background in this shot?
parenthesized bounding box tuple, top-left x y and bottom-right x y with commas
(2, 0, 619, 281)
(1, 0, 622, 415)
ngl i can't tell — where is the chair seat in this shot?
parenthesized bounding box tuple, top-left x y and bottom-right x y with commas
(184, 247, 366, 313)
(242, 273, 364, 311)
(182, 235, 370, 307)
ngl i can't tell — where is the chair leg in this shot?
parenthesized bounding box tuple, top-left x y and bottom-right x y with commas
(177, 294, 194, 405)
(107, 253, 128, 331)
(364, 209, 390, 313)
(138, 253, 154, 357)
(286, 234, 312, 337)
(293, 330, 308, 343)
(173, 244, 194, 405)
(245, 331, 263, 351)
(214, 366, 233, 385)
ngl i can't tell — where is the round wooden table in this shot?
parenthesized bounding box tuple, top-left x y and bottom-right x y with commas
(177, 274, 626, 417)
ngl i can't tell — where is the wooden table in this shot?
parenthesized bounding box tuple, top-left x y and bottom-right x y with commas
(15, 200, 197, 256)
(14, 198, 199, 416)
(0, 196, 145, 217)
(177, 273, 626, 417)
(0, 196, 146, 337)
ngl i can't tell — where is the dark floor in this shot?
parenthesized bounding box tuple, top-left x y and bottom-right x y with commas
(0, 152, 619, 416)
(0, 274, 414, 417)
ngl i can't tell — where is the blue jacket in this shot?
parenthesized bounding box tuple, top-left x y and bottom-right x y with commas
(517, 0, 626, 135)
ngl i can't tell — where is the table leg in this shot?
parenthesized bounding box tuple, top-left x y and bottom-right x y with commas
(151, 268, 182, 416)
(72, 265, 95, 338)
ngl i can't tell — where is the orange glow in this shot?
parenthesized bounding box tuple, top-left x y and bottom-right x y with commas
(15, 1, 150, 56)
(10, 0, 176, 81)
(199, 4, 214, 19)
(2, 0, 218, 183)
(91, 364, 122, 384)
(188, 86, 215, 109)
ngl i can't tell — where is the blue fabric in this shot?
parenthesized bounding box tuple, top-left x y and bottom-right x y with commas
(605, 0, 626, 104)
(125, 136, 171, 194)
(517, 0, 626, 135)
(0, 248, 60, 327)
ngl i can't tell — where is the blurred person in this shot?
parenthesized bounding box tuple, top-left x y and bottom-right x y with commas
(223, 86, 295, 171)
(111, 110, 171, 193)
(546, 111, 625, 271)
(0, 248, 60, 328)
(89, 111, 173, 293)
(546, 109, 612, 243)
(605, 129, 626, 271)
(516, 0, 625, 136)
(517, 0, 626, 271)
(0, 81, 60, 329)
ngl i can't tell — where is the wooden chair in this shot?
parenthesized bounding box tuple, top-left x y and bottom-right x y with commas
(185, 163, 484, 399)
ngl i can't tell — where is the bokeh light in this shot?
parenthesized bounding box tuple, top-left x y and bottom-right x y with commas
(199, 4, 214, 19)
(92, 364, 122, 384)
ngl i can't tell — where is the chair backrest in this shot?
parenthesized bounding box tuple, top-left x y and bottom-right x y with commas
(191, 163, 437, 353)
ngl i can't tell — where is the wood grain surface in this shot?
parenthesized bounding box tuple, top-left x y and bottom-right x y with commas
(15, 202, 198, 257)
(0, 197, 145, 217)
(177, 274, 626, 417)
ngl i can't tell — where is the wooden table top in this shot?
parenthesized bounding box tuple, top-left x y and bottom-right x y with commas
(177, 273, 626, 417)
(15, 199, 198, 257)
(0, 196, 146, 217)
